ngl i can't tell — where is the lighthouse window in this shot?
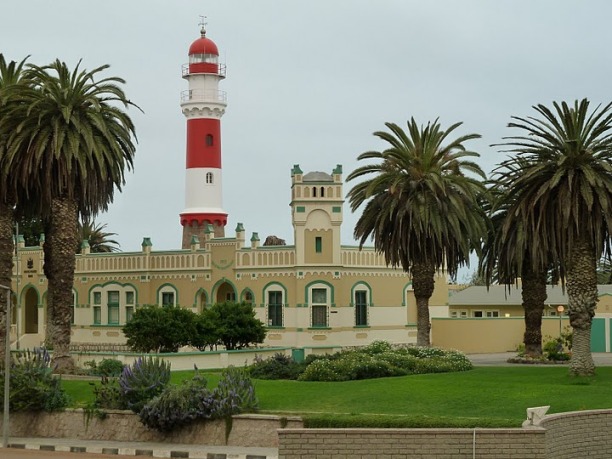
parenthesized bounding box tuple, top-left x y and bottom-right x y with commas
(206, 172, 214, 184)
(205, 134, 214, 146)
(190, 53, 218, 64)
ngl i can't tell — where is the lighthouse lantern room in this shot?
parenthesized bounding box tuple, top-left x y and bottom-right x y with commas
(180, 23, 228, 248)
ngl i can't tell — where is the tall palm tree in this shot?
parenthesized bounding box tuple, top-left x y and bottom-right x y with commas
(496, 99, 612, 376)
(480, 182, 553, 358)
(0, 54, 29, 362)
(347, 119, 488, 346)
(78, 220, 120, 253)
(0, 59, 138, 371)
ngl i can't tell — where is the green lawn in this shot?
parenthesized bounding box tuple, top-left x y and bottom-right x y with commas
(61, 367, 612, 427)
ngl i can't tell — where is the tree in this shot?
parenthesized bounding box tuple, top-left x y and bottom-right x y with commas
(205, 301, 266, 350)
(347, 119, 488, 346)
(479, 184, 553, 358)
(77, 220, 120, 253)
(496, 99, 612, 376)
(0, 54, 29, 363)
(123, 305, 197, 353)
(0, 59, 138, 371)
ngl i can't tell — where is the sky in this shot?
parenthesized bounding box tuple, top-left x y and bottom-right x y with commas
(2, 1, 612, 279)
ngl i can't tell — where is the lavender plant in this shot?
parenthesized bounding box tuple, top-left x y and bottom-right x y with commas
(138, 366, 258, 433)
(119, 356, 170, 413)
(0, 347, 68, 411)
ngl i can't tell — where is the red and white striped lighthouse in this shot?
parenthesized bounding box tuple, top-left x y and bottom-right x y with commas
(180, 24, 228, 248)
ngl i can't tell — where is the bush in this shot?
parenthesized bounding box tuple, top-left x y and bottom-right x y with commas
(214, 366, 258, 416)
(139, 373, 216, 432)
(203, 301, 267, 350)
(119, 356, 171, 413)
(139, 366, 258, 432)
(249, 353, 305, 380)
(0, 348, 68, 412)
(89, 376, 127, 411)
(123, 305, 197, 353)
(85, 358, 124, 377)
(298, 343, 472, 381)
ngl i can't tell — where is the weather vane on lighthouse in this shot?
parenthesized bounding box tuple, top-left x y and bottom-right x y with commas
(199, 15, 207, 36)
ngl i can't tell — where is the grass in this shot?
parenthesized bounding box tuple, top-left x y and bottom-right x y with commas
(61, 366, 612, 427)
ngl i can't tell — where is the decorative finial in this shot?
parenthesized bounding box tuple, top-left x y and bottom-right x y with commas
(199, 15, 207, 37)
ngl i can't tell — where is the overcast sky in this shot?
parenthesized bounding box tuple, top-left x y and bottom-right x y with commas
(3, 1, 611, 278)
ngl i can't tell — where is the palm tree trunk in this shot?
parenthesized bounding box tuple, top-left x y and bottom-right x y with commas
(47, 196, 78, 373)
(412, 261, 435, 347)
(0, 201, 14, 363)
(521, 263, 547, 357)
(43, 239, 55, 349)
(567, 236, 597, 376)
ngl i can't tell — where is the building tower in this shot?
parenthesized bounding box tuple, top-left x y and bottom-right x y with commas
(180, 24, 228, 248)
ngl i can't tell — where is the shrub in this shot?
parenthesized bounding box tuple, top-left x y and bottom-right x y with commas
(89, 376, 127, 411)
(249, 353, 305, 380)
(0, 348, 68, 412)
(203, 301, 267, 350)
(119, 356, 171, 413)
(298, 343, 472, 381)
(214, 366, 258, 416)
(85, 358, 124, 377)
(123, 305, 197, 353)
(139, 373, 216, 432)
(139, 366, 258, 432)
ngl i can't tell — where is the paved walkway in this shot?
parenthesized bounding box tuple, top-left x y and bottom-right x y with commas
(4, 438, 278, 458)
(467, 352, 612, 366)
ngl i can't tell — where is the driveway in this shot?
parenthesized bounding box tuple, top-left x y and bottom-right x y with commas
(468, 352, 612, 366)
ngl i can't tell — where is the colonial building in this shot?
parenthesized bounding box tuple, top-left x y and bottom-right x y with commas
(9, 25, 451, 352)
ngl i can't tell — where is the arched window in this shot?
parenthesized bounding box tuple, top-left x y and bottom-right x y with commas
(206, 172, 214, 184)
(205, 134, 214, 146)
(320, 187, 325, 197)
(313, 187, 317, 197)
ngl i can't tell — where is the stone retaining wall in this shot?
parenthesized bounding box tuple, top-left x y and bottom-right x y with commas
(278, 428, 546, 458)
(541, 409, 612, 459)
(2, 410, 303, 448)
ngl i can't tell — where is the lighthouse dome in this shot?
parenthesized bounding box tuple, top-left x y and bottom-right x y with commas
(188, 36, 219, 56)
(187, 27, 222, 75)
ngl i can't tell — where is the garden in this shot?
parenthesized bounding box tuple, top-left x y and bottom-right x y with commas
(2, 341, 612, 431)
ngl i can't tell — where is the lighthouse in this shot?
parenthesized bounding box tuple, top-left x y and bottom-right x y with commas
(180, 24, 228, 248)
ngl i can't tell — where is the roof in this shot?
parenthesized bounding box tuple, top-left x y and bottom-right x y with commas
(449, 284, 612, 306)
(303, 171, 333, 182)
(189, 36, 219, 56)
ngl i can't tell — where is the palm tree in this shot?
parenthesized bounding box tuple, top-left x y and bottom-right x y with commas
(479, 188, 551, 358)
(0, 59, 138, 371)
(0, 54, 29, 362)
(347, 119, 488, 346)
(78, 220, 120, 253)
(496, 99, 612, 376)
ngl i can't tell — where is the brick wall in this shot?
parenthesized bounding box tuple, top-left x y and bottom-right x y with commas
(278, 428, 547, 459)
(542, 409, 612, 459)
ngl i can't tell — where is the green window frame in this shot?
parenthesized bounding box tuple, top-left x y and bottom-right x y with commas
(108, 290, 120, 325)
(355, 290, 368, 326)
(93, 306, 101, 325)
(311, 288, 328, 327)
(267, 290, 283, 327)
(315, 236, 322, 253)
(162, 291, 175, 307)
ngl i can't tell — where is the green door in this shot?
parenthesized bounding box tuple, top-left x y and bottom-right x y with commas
(590, 318, 606, 352)
(292, 348, 305, 363)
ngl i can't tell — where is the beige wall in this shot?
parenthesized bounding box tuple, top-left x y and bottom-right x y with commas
(432, 317, 571, 353)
